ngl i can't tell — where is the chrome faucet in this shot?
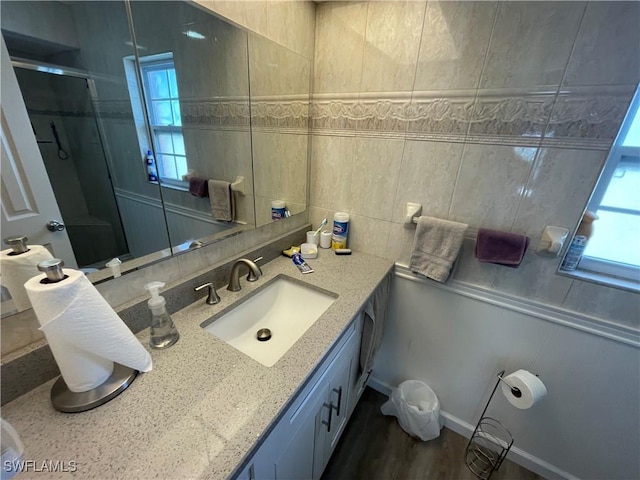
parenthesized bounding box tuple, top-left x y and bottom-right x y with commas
(227, 257, 263, 292)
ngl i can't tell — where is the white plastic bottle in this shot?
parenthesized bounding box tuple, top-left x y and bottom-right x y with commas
(271, 200, 286, 221)
(145, 150, 158, 182)
(331, 212, 350, 250)
(144, 281, 179, 349)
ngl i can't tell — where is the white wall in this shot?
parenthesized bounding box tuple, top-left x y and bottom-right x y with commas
(372, 270, 640, 479)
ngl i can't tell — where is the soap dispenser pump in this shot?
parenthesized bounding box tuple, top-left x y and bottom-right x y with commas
(144, 281, 179, 349)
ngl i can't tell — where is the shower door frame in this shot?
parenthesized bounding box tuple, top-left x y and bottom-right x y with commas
(10, 57, 131, 266)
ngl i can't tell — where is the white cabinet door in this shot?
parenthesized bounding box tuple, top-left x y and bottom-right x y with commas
(236, 320, 363, 480)
(274, 398, 319, 480)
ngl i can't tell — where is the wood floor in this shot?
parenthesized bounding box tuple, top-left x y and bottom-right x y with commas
(322, 388, 543, 480)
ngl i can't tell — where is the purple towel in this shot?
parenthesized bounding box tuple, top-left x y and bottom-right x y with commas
(189, 177, 208, 198)
(475, 228, 530, 268)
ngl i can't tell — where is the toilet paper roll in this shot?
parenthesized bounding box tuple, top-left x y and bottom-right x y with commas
(25, 269, 152, 392)
(501, 369, 547, 409)
(0, 245, 53, 311)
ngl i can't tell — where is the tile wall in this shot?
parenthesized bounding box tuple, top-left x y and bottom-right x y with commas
(308, 1, 640, 328)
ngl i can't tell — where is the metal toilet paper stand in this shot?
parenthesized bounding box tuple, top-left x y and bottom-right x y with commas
(464, 370, 516, 480)
(38, 259, 138, 413)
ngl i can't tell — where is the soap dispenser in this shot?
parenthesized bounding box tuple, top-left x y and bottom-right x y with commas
(144, 281, 179, 349)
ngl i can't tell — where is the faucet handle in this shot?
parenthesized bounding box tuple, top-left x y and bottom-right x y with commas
(248, 257, 263, 282)
(195, 282, 220, 305)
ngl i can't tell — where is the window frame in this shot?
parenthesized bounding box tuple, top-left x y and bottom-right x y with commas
(563, 85, 640, 286)
(138, 54, 188, 188)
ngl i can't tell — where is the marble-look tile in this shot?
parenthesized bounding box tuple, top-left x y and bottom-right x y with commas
(244, 1, 269, 38)
(391, 140, 464, 223)
(563, 2, 640, 87)
(310, 135, 357, 213)
(414, 1, 497, 91)
(196, 1, 245, 27)
(544, 85, 636, 142)
(385, 222, 417, 265)
(562, 280, 640, 329)
(252, 132, 308, 205)
(469, 88, 555, 139)
(449, 144, 537, 230)
(490, 251, 573, 306)
(450, 237, 499, 288)
(479, 1, 585, 89)
(314, 2, 368, 93)
(346, 215, 392, 259)
(309, 206, 333, 233)
(512, 148, 606, 239)
(360, 1, 426, 93)
(266, 1, 315, 60)
(183, 129, 253, 190)
(348, 137, 404, 220)
(309, 135, 404, 220)
(248, 34, 310, 97)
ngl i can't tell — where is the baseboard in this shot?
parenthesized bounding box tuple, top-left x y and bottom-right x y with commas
(367, 376, 579, 480)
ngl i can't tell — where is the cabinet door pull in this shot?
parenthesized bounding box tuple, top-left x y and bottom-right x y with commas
(321, 402, 332, 432)
(331, 387, 343, 416)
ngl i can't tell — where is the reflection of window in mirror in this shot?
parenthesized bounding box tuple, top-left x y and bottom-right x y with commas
(123, 53, 188, 189)
(560, 86, 640, 287)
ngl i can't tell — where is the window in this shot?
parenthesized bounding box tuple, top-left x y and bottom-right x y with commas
(139, 56, 188, 185)
(564, 86, 640, 285)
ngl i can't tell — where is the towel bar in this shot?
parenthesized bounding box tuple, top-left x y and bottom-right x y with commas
(230, 176, 246, 196)
(404, 202, 422, 226)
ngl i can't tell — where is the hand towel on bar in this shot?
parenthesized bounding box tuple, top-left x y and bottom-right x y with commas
(189, 176, 208, 198)
(475, 228, 530, 267)
(410, 216, 467, 283)
(208, 179, 234, 222)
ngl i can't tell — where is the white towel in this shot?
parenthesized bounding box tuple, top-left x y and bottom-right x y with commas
(410, 216, 467, 283)
(208, 179, 234, 222)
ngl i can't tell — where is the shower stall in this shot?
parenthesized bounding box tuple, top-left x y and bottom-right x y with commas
(12, 61, 129, 269)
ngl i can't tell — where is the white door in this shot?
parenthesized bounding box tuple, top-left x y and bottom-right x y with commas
(0, 36, 77, 268)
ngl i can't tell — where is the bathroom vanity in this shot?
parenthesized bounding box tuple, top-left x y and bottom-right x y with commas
(1, 251, 393, 479)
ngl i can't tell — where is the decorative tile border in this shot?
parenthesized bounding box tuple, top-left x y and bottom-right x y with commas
(545, 85, 635, 142)
(309, 86, 634, 149)
(181, 99, 251, 128)
(250, 97, 310, 131)
(469, 88, 555, 139)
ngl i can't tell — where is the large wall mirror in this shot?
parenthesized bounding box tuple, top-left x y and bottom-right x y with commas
(0, 0, 310, 353)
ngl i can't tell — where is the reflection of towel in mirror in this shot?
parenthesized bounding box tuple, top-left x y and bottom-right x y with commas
(208, 180, 234, 222)
(359, 272, 392, 379)
(189, 177, 208, 198)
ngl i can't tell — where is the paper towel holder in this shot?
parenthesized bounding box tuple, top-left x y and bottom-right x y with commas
(51, 363, 138, 413)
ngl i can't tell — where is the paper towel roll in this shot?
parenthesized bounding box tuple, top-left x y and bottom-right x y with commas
(25, 269, 152, 392)
(0, 245, 53, 311)
(501, 369, 547, 409)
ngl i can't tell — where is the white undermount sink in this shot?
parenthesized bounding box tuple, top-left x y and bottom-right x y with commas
(202, 275, 337, 367)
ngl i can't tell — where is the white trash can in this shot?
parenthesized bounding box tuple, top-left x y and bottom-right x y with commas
(380, 380, 441, 441)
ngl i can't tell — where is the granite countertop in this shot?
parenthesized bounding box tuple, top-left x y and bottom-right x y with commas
(2, 250, 393, 479)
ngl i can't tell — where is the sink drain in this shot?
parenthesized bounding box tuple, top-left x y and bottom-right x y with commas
(256, 328, 272, 342)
